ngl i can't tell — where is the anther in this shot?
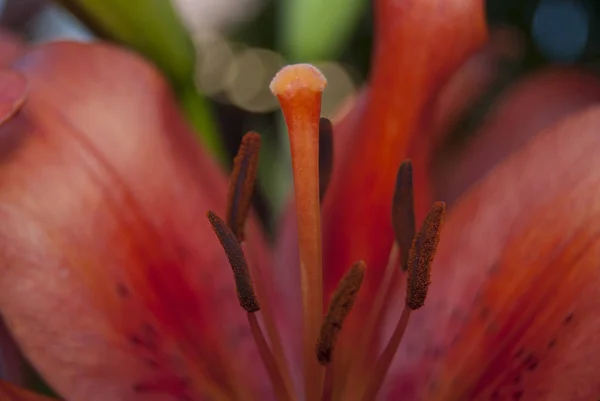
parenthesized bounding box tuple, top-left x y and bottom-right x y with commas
(206, 211, 260, 313)
(319, 117, 334, 201)
(406, 201, 445, 310)
(316, 261, 366, 365)
(391, 159, 416, 271)
(226, 132, 262, 242)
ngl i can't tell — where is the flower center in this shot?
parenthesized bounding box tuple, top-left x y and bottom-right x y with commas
(207, 64, 445, 401)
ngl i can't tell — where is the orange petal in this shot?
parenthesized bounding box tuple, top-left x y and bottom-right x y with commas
(0, 380, 59, 401)
(433, 67, 600, 206)
(429, 26, 526, 148)
(321, 0, 488, 317)
(0, 42, 272, 401)
(385, 105, 600, 400)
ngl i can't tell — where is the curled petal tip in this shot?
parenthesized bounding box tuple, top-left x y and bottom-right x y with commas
(0, 70, 28, 125)
(269, 64, 327, 97)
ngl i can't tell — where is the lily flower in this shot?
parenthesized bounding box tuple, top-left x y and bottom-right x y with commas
(1, 1, 600, 401)
(0, 35, 444, 400)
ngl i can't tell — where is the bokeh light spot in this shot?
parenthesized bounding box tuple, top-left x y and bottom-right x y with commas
(532, 0, 589, 62)
(226, 47, 285, 113)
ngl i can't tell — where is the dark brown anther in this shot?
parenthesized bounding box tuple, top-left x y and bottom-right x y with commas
(392, 160, 416, 271)
(319, 117, 334, 201)
(316, 261, 366, 365)
(206, 211, 260, 313)
(226, 132, 262, 242)
(406, 201, 445, 310)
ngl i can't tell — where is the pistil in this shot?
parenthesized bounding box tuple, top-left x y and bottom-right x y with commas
(270, 64, 328, 401)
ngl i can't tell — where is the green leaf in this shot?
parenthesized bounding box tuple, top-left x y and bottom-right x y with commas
(178, 84, 226, 161)
(279, 0, 368, 61)
(58, 0, 194, 83)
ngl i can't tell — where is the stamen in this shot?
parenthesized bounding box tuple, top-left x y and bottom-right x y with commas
(226, 132, 261, 242)
(318, 117, 334, 201)
(406, 201, 445, 310)
(247, 313, 294, 401)
(316, 261, 366, 365)
(270, 63, 327, 401)
(228, 133, 294, 395)
(359, 201, 445, 401)
(206, 211, 260, 313)
(339, 245, 399, 398)
(392, 159, 416, 271)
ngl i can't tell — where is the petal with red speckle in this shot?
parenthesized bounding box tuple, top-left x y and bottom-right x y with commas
(0, 41, 273, 401)
(386, 105, 600, 401)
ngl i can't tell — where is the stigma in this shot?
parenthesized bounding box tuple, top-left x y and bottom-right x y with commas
(207, 64, 445, 401)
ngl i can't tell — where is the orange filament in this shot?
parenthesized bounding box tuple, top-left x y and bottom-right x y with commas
(392, 159, 416, 271)
(247, 313, 294, 401)
(270, 63, 327, 401)
(240, 243, 295, 400)
(226, 132, 261, 242)
(320, 365, 334, 401)
(358, 306, 413, 401)
(206, 211, 259, 313)
(317, 261, 366, 365)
